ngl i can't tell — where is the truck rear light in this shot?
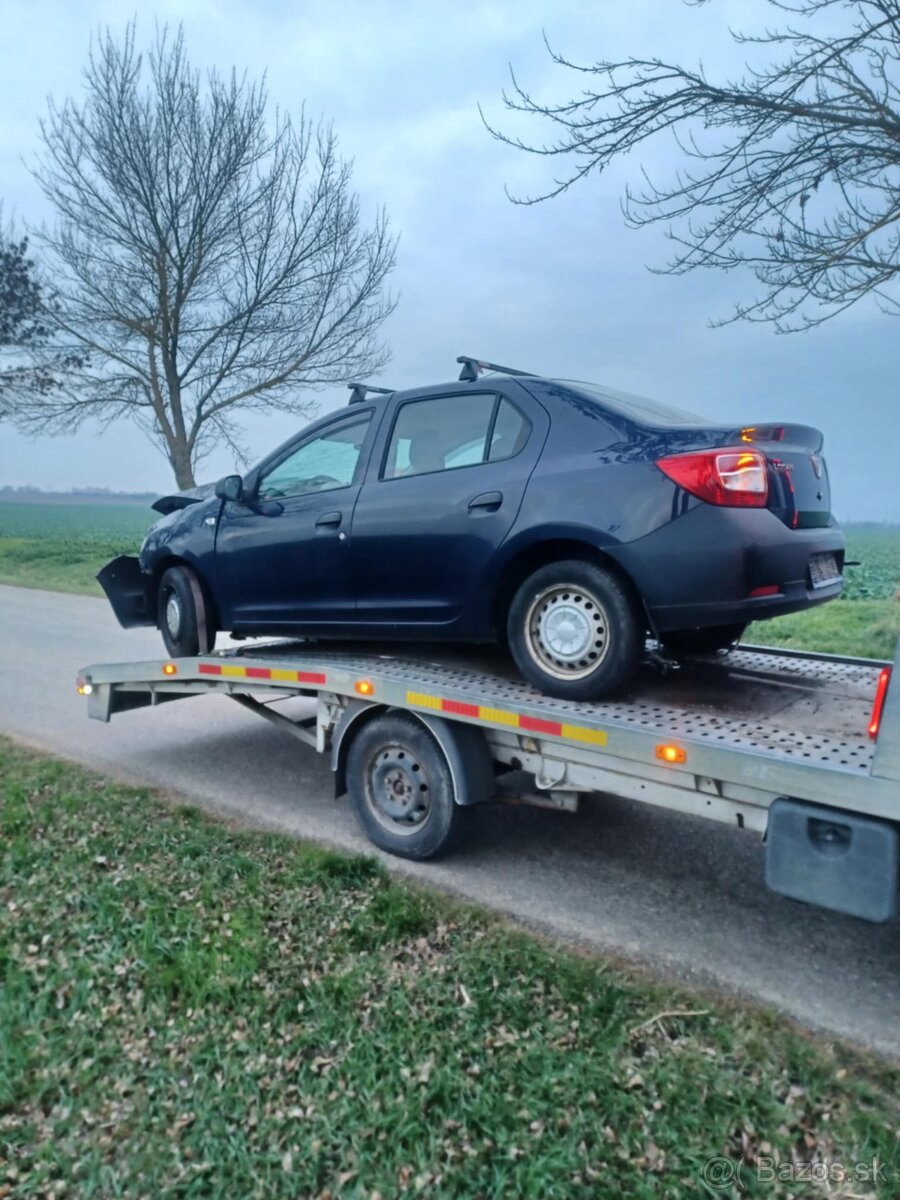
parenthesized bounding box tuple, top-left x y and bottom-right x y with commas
(749, 585, 780, 598)
(869, 667, 891, 740)
(655, 448, 768, 507)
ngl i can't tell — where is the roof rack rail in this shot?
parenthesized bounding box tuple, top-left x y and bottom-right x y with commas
(347, 383, 394, 405)
(456, 355, 536, 382)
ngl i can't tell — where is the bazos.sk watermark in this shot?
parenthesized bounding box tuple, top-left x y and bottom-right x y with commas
(700, 1153, 889, 1191)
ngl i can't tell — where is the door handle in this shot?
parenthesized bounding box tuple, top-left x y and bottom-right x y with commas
(467, 491, 503, 512)
(315, 511, 342, 528)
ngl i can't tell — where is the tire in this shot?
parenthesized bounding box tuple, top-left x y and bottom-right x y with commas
(345, 713, 469, 861)
(507, 560, 642, 700)
(661, 623, 746, 656)
(157, 565, 216, 657)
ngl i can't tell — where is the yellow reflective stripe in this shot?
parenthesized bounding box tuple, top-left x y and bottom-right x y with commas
(220, 665, 247, 678)
(271, 668, 299, 682)
(562, 724, 608, 747)
(478, 706, 520, 727)
(406, 691, 443, 710)
(407, 692, 609, 749)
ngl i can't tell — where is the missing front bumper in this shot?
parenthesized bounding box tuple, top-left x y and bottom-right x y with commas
(96, 555, 154, 628)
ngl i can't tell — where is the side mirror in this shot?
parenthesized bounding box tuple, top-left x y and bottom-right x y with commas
(215, 474, 244, 503)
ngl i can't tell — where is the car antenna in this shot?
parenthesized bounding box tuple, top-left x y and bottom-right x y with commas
(456, 355, 536, 382)
(347, 383, 394, 405)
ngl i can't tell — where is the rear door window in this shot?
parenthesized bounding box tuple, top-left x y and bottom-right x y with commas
(383, 393, 530, 480)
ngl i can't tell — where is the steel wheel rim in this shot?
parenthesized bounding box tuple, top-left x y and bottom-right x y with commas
(524, 584, 611, 681)
(364, 743, 432, 836)
(165, 590, 182, 639)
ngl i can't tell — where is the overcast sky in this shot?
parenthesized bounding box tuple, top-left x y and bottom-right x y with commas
(0, 0, 896, 519)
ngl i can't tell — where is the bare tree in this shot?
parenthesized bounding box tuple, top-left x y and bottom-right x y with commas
(487, 0, 900, 331)
(0, 215, 70, 403)
(11, 24, 396, 488)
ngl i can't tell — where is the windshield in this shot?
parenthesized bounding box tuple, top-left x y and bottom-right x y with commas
(551, 379, 709, 427)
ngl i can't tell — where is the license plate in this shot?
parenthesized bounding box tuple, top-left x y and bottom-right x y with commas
(809, 552, 841, 589)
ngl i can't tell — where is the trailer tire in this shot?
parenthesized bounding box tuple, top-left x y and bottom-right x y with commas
(345, 712, 469, 860)
(157, 565, 215, 657)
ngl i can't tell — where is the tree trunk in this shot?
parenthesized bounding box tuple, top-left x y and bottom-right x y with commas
(169, 441, 196, 490)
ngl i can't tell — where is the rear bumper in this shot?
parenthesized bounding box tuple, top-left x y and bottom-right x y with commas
(611, 505, 845, 633)
(97, 556, 154, 628)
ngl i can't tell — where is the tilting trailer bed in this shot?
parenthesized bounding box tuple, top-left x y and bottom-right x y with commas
(78, 639, 899, 922)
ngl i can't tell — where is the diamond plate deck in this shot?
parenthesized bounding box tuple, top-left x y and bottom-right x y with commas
(220, 640, 880, 775)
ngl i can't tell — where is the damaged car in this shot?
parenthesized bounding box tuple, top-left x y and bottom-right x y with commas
(99, 356, 844, 700)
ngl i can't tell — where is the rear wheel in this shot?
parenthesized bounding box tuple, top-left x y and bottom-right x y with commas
(662, 623, 746, 656)
(345, 713, 469, 860)
(157, 565, 216, 657)
(507, 560, 642, 700)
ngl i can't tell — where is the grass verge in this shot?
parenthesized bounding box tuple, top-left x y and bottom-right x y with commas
(749, 599, 900, 660)
(1, 739, 897, 1198)
(0, 538, 133, 597)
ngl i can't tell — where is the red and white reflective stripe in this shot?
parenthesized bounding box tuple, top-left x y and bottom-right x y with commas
(406, 690, 608, 746)
(195, 662, 327, 685)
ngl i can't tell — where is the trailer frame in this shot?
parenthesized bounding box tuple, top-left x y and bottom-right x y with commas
(78, 638, 900, 922)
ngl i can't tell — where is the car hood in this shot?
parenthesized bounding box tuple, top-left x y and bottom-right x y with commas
(151, 482, 217, 515)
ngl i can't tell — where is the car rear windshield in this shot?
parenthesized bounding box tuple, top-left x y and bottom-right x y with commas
(550, 379, 709, 427)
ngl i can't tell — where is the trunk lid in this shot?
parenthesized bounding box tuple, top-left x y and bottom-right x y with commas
(656, 422, 832, 528)
(736, 423, 831, 529)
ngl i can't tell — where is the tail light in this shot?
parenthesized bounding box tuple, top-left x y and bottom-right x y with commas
(656, 448, 768, 508)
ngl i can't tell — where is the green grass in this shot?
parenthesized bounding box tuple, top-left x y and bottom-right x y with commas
(0, 501, 148, 596)
(1, 739, 897, 1198)
(0, 500, 898, 658)
(0, 501, 152, 541)
(749, 599, 900, 660)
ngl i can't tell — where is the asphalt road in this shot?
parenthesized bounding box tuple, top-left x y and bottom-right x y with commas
(1, 583, 898, 1058)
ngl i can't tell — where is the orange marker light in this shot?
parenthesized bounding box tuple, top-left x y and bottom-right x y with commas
(656, 743, 687, 764)
(869, 667, 891, 740)
(163, 663, 178, 676)
(355, 679, 375, 696)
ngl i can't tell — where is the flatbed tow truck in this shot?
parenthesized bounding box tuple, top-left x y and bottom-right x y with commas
(78, 637, 899, 922)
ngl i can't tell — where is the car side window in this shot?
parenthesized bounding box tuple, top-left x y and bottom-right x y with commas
(488, 398, 530, 462)
(383, 393, 530, 480)
(258, 414, 372, 500)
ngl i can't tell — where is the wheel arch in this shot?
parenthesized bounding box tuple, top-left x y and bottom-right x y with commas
(148, 553, 220, 631)
(491, 537, 653, 644)
(332, 703, 495, 807)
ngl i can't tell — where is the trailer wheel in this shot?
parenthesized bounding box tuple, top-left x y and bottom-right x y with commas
(345, 713, 469, 860)
(158, 565, 215, 657)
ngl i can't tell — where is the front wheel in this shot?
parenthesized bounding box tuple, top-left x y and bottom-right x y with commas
(507, 560, 642, 700)
(345, 713, 469, 860)
(157, 565, 216, 657)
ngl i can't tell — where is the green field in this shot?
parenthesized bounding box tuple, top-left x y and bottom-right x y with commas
(0, 500, 898, 658)
(1, 738, 897, 1198)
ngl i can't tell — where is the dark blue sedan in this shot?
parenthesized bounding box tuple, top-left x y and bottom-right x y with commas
(99, 356, 844, 699)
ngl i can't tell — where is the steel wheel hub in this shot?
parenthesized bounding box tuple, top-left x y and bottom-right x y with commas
(525, 584, 610, 680)
(541, 602, 593, 660)
(165, 591, 182, 638)
(366, 745, 431, 834)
